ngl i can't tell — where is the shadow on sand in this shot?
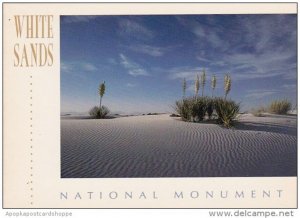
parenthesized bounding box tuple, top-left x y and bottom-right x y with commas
(235, 121, 297, 136)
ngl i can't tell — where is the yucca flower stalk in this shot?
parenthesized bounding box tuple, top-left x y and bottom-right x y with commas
(99, 81, 106, 108)
(200, 69, 206, 96)
(211, 74, 216, 97)
(182, 78, 187, 99)
(195, 74, 200, 97)
(224, 74, 231, 100)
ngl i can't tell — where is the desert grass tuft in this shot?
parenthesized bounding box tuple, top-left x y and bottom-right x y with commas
(268, 99, 291, 115)
(251, 106, 267, 117)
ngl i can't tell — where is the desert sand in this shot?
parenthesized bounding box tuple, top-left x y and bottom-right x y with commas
(61, 114, 297, 178)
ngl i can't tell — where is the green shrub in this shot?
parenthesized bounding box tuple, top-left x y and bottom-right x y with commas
(268, 99, 291, 115)
(214, 98, 240, 128)
(175, 99, 192, 121)
(89, 105, 110, 119)
(175, 97, 212, 122)
(191, 97, 207, 121)
(175, 97, 239, 126)
(89, 106, 99, 117)
(206, 98, 214, 119)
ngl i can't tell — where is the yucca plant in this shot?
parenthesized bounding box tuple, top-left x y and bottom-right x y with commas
(214, 98, 239, 128)
(175, 99, 191, 121)
(89, 106, 100, 118)
(224, 74, 231, 100)
(200, 69, 206, 96)
(89, 105, 110, 119)
(268, 99, 291, 115)
(98, 105, 110, 118)
(190, 97, 207, 122)
(211, 74, 217, 97)
(89, 81, 110, 119)
(195, 74, 200, 97)
(206, 97, 214, 120)
(99, 81, 106, 108)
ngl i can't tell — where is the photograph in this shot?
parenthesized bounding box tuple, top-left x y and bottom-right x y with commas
(60, 14, 297, 178)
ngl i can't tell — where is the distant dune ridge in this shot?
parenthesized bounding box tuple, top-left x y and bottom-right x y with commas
(61, 114, 297, 178)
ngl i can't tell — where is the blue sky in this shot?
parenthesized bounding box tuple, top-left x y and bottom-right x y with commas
(61, 15, 297, 114)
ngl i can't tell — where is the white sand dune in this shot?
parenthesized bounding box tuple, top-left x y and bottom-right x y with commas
(61, 114, 297, 178)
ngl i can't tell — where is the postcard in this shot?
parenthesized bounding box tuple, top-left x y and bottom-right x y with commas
(3, 2, 297, 208)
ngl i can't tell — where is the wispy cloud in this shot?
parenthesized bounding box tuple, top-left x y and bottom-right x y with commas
(196, 56, 211, 62)
(177, 15, 296, 82)
(225, 50, 295, 81)
(61, 16, 97, 24)
(126, 44, 166, 57)
(228, 16, 296, 81)
(192, 25, 225, 49)
(177, 16, 227, 50)
(61, 62, 98, 73)
(282, 84, 296, 90)
(120, 54, 149, 77)
(61, 62, 72, 73)
(126, 83, 137, 88)
(107, 58, 118, 65)
(240, 15, 296, 53)
(245, 89, 277, 99)
(168, 66, 212, 82)
(168, 67, 202, 81)
(118, 18, 154, 40)
(81, 63, 97, 71)
(245, 84, 296, 100)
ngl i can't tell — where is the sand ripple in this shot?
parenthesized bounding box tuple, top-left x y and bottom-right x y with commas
(61, 114, 297, 177)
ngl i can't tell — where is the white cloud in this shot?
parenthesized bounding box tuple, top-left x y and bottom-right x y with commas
(61, 16, 97, 24)
(61, 62, 98, 73)
(177, 17, 227, 49)
(81, 63, 97, 72)
(196, 56, 210, 62)
(107, 58, 118, 65)
(120, 54, 149, 77)
(196, 55, 227, 67)
(61, 62, 72, 73)
(168, 67, 202, 81)
(126, 44, 166, 57)
(282, 84, 296, 90)
(226, 16, 296, 81)
(126, 83, 137, 88)
(170, 71, 198, 81)
(177, 15, 296, 82)
(241, 15, 296, 53)
(245, 84, 296, 100)
(118, 18, 154, 40)
(245, 89, 277, 99)
(226, 50, 295, 81)
(168, 66, 211, 81)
